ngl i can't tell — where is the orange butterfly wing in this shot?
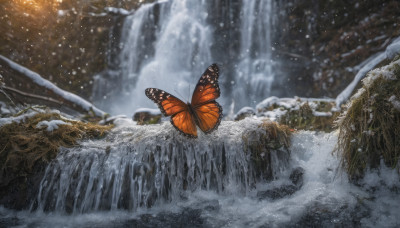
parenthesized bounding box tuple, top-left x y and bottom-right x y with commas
(191, 64, 223, 134)
(194, 101, 222, 133)
(145, 63, 222, 138)
(191, 64, 221, 106)
(145, 88, 197, 137)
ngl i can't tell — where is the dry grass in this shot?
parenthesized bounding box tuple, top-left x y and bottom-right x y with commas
(0, 111, 113, 187)
(336, 59, 400, 179)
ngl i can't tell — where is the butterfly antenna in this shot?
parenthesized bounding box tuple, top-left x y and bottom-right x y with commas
(188, 84, 191, 102)
(174, 89, 186, 102)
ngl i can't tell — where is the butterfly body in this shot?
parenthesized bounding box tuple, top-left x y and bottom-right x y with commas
(145, 64, 223, 138)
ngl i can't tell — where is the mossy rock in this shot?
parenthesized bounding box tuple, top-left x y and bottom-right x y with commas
(256, 97, 339, 132)
(337, 58, 400, 180)
(243, 120, 291, 181)
(133, 109, 162, 125)
(0, 109, 113, 209)
(279, 102, 340, 132)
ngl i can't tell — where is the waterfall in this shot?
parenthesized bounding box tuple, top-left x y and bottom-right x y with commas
(235, 0, 274, 108)
(33, 118, 290, 213)
(93, 0, 276, 115)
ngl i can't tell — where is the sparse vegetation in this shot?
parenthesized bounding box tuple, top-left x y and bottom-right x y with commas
(336, 58, 400, 179)
(279, 102, 340, 132)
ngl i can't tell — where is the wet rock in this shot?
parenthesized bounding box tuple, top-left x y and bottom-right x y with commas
(257, 167, 304, 200)
(133, 108, 161, 125)
(0, 161, 47, 210)
(289, 167, 304, 186)
(125, 208, 206, 228)
(285, 202, 367, 228)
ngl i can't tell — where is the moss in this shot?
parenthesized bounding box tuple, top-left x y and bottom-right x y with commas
(337, 60, 400, 179)
(134, 112, 162, 125)
(279, 102, 339, 132)
(0, 111, 113, 188)
(243, 120, 291, 180)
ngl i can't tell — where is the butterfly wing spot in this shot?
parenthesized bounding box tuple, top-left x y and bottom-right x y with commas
(145, 88, 187, 116)
(191, 64, 221, 106)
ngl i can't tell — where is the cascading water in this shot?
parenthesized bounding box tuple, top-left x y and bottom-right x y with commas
(235, 0, 274, 108)
(33, 118, 290, 214)
(93, 0, 276, 115)
(94, 0, 213, 115)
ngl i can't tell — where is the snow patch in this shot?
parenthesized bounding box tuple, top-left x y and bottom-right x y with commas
(386, 37, 400, 59)
(388, 95, 400, 111)
(0, 111, 44, 127)
(36, 120, 72, 132)
(134, 108, 161, 116)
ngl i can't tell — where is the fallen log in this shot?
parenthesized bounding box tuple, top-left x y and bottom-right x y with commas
(0, 55, 106, 117)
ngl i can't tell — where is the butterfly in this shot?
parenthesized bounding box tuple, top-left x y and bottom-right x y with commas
(145, 64, 223, 138)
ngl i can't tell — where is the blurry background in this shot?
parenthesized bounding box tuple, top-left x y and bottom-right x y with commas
(1, 0, 399, 115)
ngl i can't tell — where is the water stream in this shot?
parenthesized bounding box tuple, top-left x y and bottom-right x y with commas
(2, 118, 399, 227)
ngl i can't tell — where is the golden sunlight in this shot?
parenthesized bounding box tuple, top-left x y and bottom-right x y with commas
(13, 0, 62, 12)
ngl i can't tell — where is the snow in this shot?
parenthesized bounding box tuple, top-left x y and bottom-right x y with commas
(0, 55, 106, 117)
(335, 52, 386, 108)
(335, 37, 400, 108)
(36, 120, 72, 131)
(98, 114, 129, 125)
(233, 106, 255, 119)
(388, 95, 400, 111)
(0, 112, 39, 127)
(386, 37, 400, 60)
(104, 7, 131, 16)
(256, 96, 296, 111)
(312, 111, 332, 117)
(134, 107, 161, 116)
(260, 109, 287, 121)
(0, 101, 11, 115)
(256, 96, 335, 121)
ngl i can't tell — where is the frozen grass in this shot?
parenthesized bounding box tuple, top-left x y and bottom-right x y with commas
(336, 57, 400, 179)
(0, 109, 113, 188)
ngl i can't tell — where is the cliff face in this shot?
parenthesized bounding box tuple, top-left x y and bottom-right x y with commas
(271, 0, 400, 98)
